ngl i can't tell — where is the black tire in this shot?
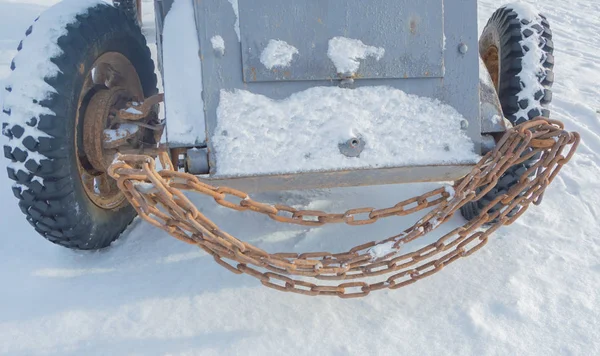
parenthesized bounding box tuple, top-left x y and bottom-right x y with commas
(461, 5, 554, 221)
(113, 0, 142, 27)
(2, 3, 157, 249)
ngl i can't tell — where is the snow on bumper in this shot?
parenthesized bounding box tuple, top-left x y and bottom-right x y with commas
(213, 86, 480, 176)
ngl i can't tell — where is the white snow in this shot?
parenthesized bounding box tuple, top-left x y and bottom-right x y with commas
(368, 241, 397, 260)
(162, 0, 206, 145)
(2, 0, 107, 175)
(444, 185, 456, 199)
(259, 39, 298, 70)
(213, 86, 478, 176)
(32, 267, 116, 278)
(505, 2, 541, 20)
(103, 123, 139, 142)
(31, 175, 43, 184)
(210, 35, 225, 55)
(1, 0, 600, 355)
(226, 0, 240, 41)
(124, 107, 142, 115)
(327, 36, 385, 74)
(133, 181, 158, 194)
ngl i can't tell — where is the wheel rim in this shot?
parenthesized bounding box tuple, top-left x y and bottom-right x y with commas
(75, 52, 144, 210)
(482, 45, 500, 90)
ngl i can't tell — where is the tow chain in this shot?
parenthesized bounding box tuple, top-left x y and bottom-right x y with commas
(108, 118, 579, 298)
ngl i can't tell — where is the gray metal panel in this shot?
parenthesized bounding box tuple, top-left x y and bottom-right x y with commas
(199, 164, 474, 193)
(192, 0, 481, 181)
(238, 0, 444, 82)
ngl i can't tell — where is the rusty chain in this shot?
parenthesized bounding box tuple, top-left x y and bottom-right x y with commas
(108, 118, 580, 298)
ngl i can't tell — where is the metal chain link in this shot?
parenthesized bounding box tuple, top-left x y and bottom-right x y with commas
(108, 118, 580, 298)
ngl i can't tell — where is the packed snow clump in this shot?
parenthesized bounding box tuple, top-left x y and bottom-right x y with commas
(260, 40, 299, 70)
(103, 124, 139, 143)
(368, 241, 397, 260)
(124, 107, 142, 115)
(211, 35, 225, 55)
(327, 37, 385, 74)
(444, 185, 455, 199)
(213, 86, 479, 176)
(505, 2, 542, 20)
(2, 0, 108, 174)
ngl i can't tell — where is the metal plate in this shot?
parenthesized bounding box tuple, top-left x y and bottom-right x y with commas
(200, 164, 473, 193)
(239, 0, 445, 82)
(181, 0, 482, 188)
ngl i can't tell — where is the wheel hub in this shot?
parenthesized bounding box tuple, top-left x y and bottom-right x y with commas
(75, 52, 149, 210)
(83, 87, 133, 173)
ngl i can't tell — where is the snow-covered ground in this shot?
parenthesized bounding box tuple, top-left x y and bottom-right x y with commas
(0, 0, 599, 354)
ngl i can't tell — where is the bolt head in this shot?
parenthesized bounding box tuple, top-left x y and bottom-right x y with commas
(458, 43, 468, 54)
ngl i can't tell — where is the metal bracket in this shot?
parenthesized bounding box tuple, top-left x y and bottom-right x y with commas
(118, 93, 165, 121)
(338, 136, 366, 158)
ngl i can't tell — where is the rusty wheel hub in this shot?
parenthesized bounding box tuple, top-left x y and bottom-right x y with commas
(76, 52, 150, 210)
(83, 87, 135, 173)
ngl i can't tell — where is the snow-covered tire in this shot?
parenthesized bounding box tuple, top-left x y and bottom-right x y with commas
(461, 4, 554, 221)
(113, 0, 142, 27)
(2, 1, 157, 249)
